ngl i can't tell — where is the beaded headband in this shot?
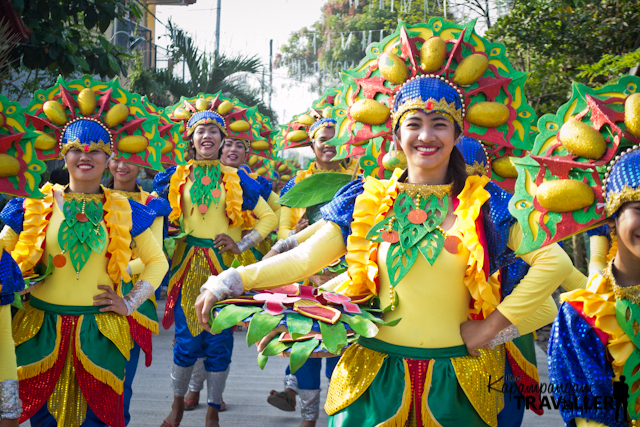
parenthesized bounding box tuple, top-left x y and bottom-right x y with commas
(186, 111, 228, 138)
(60, 118, 113, 156)
(309, 118, 337, 142)
(603, 144, 640, 217)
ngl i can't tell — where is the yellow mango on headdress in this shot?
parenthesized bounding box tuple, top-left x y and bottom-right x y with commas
(378, 52, 408, 85)
(559, 119, 606, 159)
(350, 99, 390, 125)
(491, 157, 518, 178)
(196, 98, 209, 111)
(117, 135, 149, 153)
(104, 104, 129, 128)
(174, 108, 191, 119)
(0, 154, 20, 177)
(217, 101, 233, 115)
(466, 102, 510, 128)
(537, 180, 594, 212)
(453, 54, 488, 86)
(34, 131, 57, 150)
(286, 130, 308, 142)
(229, 120, 250, 132)
(251, 140, 270, 151)
(625, 93, 640, 137)
(77, 88, 97, 116)
(420, 36, 447, 72)
(298, 114, 316, 126)
(43, 101, 67, 126)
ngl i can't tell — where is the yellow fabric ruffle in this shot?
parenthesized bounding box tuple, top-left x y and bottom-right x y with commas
(94, 312, 133, 360)
(168, 164, 191, 221)
(560, 273, 632, 377)
(325, 343, 388, 415)
(74, 316, 124, 394)
(12, 182, 56, 272)
(12, 301, 44, 347)
(341, 170, 401, 297)
(450, 345, 505, 427)
(504, 341, 540, 383)
(16, 315, 63, 381)
(103, 188, 133, 284)
(454, 175, 501, 319)
(168, 161, 248, 229)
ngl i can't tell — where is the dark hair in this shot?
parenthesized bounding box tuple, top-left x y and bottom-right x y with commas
(446, 146, 468, 196)
(49, 168, 69, 186)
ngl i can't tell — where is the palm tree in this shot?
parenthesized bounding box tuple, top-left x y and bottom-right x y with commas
(129, 20, 275, 121)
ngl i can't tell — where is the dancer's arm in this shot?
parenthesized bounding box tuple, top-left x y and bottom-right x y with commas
(560, 267, 588, 292)
(266, 192, 281, 222)
(589, 235, 609, 276)
(234, 198, 278, 254)
(128, 216, 164, 276)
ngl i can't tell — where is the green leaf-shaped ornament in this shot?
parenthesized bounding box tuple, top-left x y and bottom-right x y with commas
(286, 313, 314, 339)
(289, 338, 320, 374)
(246, 312, 284, 347)
(340, 314, 378, 338)
(318, 321, 348, 355)
(262, 335, 292, 357)
(276, 173, 353, 208)
(210, 305, 262, 333)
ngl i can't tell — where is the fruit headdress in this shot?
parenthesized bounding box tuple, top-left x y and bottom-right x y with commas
(0, 94, 46, 197)
(26, 75, 168, 170)
(509, 77, 640, 254)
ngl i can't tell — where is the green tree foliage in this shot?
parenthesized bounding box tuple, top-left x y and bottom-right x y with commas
(10, 0, 142, 77)
(487, 0, 640, 115)
(128, 21, 276, 120)
(279, 0, 445, 92)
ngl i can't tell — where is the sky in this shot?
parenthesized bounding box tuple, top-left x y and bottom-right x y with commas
(154, 0, 328, 124)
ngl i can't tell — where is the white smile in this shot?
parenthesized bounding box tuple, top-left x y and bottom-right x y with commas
(78, 164, 93, 170)
(416, 147, 438, 153)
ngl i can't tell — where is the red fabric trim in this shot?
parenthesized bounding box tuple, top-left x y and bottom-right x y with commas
(568, 300, 609, 346)
(19, 316, 73, 423)
(162, 274, 184, 330)
(73, 333, 125, 427)
(127, 317, 153, 367)
(405, 358, 432, 427)
(506, 349, 544, 416)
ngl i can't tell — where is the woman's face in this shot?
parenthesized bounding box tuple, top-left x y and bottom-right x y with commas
(611, 201, 640, 261)
(398, 111, 457, 175)
(108, 160, 140, 189)
(192, 123, 223, 159)
(312, 127, 337, 164)
(220, 138, 247, 168)
(65, 148, 108, 185)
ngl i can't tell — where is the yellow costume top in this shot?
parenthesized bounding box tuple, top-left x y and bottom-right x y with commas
(234, 174, 574, 348)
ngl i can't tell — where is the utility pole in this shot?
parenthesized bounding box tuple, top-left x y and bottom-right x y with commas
(215, 0, 222, 59)
(269, 39, 273, 111)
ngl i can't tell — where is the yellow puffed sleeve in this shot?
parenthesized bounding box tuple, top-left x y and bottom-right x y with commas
(278, 206, 293, 240)
(589, 235, 609, 275)
(129, 217, 164, 276)
(575, 418, 607, 427)
(132, 228, 168, 290)
(0, 304, 17, 381)
(560, 267, 588, 292)
(496, 223, 573, 325)
(0, 225, 19, 254)
(239, 222, 346, 292)
(267, 192, 281, 222)
(515, 295, 557, 336)
(251, 197, 278, 239)
(294, 220, 326, 244)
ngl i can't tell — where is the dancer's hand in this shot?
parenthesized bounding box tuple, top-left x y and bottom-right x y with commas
(257, 330, 280, 352)
(94, 285, 128, 315)
(214, 234, 240, 254)
(0, 418, 19, 427)
(195, 290, 218, 332)
(295, 218, 309, 234)
(262, 249, 279, 260)
(460, 311, 511, 357)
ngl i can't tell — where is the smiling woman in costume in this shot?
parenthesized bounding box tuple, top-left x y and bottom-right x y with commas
(0, 76, 168, 427)
(194, 19, 575, 426)
(154, 94, 277, 427)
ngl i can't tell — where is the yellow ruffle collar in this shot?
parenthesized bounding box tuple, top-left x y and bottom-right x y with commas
(560, 273, 633, 377)
(337, 173, 499, 318)
(168, 160, 246, 228)
(12, 184, 133, 284)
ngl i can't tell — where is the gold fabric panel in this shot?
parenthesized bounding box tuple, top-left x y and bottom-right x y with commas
(12, 301, 44, 346)
(450, 345, 505, 427)
(324, 343, 387, 415)
(94, 312, 133, 359)
(48, 342, 88, 427)
(181, 249, 213, 336)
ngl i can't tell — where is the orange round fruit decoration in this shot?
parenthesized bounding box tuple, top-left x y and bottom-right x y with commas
(407, 209, 427, 224)
(198, 204, 208, 214)
(201, 176, 211, 186)
(75, 212, 89, 222)
(53, 254, 67, 268)
(444, 235, 461, 254)
(381, 230, 399, 244)
(211, 188, 221, 198)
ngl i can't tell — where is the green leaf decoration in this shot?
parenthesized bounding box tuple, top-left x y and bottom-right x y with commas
(399, 223, 429, 251)
(11, 293, 24, 310)
(359, 309, 386, 324)
(32, 255, 55, 282)
(393, 194, 415, 228)
(340, 314, 378, 338)
(365, 217, 397, 243)
(257, 352, 268, 370)
(246, 312, 284, 347)
(190, 162, 222, 212)
(289, 338, 320, 374)
(58, 199, 107, 273)
(286, 313, 313, 339)
(262, 335, 292, 357)
(422, 194, 448, 233)
(383, 317, 402, 327)
(276, 172, 353, 208)
(231, 258, 242, 268)
(386, 243, 418, 287)
(319, 321, 348, 355)
(417, 230, 446, 266)
(210, 305, 262, 333)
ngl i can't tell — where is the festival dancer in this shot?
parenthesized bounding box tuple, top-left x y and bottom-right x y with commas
(106, 159, 172, 425)
(543, 79, 640, 426)
(196, 19, 577, 426)
(156, 95, 278, 427)
(0, 93, 48, 426)
(1, 76, 169, 427)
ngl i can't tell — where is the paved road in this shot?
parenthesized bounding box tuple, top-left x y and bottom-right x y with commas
(24, 300, 565, 426)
